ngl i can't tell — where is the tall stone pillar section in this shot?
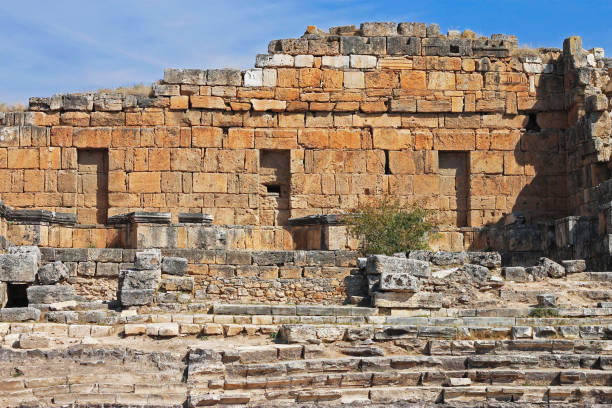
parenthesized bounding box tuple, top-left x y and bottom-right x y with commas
(563, 35, 612, 268)
(118, 249, 162, 307)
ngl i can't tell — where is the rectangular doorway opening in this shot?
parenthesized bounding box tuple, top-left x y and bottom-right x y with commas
(6, 283, 29, 308)
(259, 150, 290, 225)
(77, 149, 109, 225)
(439, 151, 469, 227)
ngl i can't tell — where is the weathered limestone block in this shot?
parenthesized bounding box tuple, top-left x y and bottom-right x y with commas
(526, 266, 546, 281)
(503, 267, 528, 281)
(340, 36, 386, 55)
(280, 324, 318, 344)
(379, 272, 420, 292)
(373, 291, 442, 309)
(26, 285, 75, 304)
(0, 307, 40, 322)
(134, 249, 162, 270)
(539, 257, 565, 278)
(561, 260, 586, 274)
(467, 252, 501, 268)
(537, 293, 556, 308)
(164, 68, 207, 85)
(366, 255, 430, 278)
(161, 276, 194, 292)
(430, 251, 468, 266)
(161, 256, 188, 276)
(119, 289, 156, 306)
(188, 348, 225, 376)
(463, 264, 490, 282)
(511, 326, 533, 339)
(586, 94, 608, 112)
(0, 246, 41, 283)
(18, 333, 50, 349)
(37, 261, 68, 285)
(360, 22, 397, 37)
(345, 326, 374, 341)
(398, 22, 427, 37)
(119, 269, 160, 290)
(387, 36, 421, 55)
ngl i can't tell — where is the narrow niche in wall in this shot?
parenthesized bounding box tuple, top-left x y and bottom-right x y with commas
(439, 151, 469, 227)
(259, 150, 290, 225)
(77, 149, 109, 225)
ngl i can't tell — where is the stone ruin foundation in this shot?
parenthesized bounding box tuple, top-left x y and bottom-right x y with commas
(0, 21, 611, 407)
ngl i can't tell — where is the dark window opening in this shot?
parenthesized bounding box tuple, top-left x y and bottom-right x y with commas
(384, 150, 391, 175)
(450, 45, 460, 53)
(6, 283, 29, 308)
(526, 113, 541, 132)
(266, 184, 282, 196)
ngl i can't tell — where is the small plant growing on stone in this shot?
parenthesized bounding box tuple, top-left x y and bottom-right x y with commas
(345, 198, 439, 256)
(11, 367, 24, 377)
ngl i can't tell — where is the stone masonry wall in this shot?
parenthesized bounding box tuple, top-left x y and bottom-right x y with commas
(0, 22, 588, 251)
(39, 248, 361, 305)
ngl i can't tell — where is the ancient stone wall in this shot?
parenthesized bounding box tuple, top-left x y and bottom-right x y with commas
(1, 22, 600, 252)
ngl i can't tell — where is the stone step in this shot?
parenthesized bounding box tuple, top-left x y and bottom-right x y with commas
(212, 303, 378, 317)
(427, 339, 612, 355)
(52, 392, 186, 406)
(188, 354, 612, 382)
(190, 385, 612, 405)
(194, 369, 612, 392)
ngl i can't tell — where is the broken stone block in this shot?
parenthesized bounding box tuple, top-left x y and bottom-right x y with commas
(511, 326, 533, 339)
(37, 261, 69, 285)
(398, 22, 427, 37)
(366, 255, 430, 278)
(526, 266, 547, 281)
(534, 326, 557, 338)
(467, 252, 502, 268)
(444, 377, 471, 387)
(119, 269, 161, 290)
(18, 333, 50, 349)
(161, 256, 188, 276)
(134, 249, 162, 270)
(379, 272, 420, 292)
(26, 285, 75, 304)
(463, 264, 490, 282)
(0, 307, 41, 322)
(539, 257, 565, 278)
(340, 345, 385, 356)
(407, 250, 432, 262)
(561, 260, 586, 274)
(360, 22, 397, 37)
(161, 276, 194, 292)
(503, 267, 527, 281)
(537, 293, 556, 308)
(279, 324, 318, 344)
(119, 289, 156, 306)
(316, 326, 344, 342)
(430, 251, 468, 266)
(344, 326, 374, 341)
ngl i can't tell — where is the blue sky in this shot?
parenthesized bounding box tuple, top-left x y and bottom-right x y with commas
(1, 0, 610, 104)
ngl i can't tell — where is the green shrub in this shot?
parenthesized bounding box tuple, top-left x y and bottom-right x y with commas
(344, 198, 438, 256)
